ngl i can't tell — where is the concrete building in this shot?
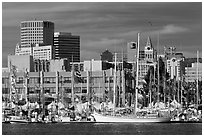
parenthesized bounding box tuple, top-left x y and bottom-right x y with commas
(185, 62, 202, 82)
(2, 69, 132, 107)
(8, 55, 34, 72)
(15, 44, 53, 60)
(54, 32, 80, 62)
(20, 20, 54, 48)
(32, 45, 52, 60)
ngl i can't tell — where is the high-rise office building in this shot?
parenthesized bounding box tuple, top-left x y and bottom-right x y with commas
(20, 20, 54, 48)
(54, 32, 80, 62)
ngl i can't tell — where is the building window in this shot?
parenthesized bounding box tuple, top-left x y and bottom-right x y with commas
(82, 89, 87, 93)
(28, 87, 35, 94)
(29, 77, 40, 84)
(16, 77, 24, 84)
(64, 77, 71, 83)
(2, 88, 9, 94)
(44, 77, 56, 84)
(44, 87, 50, 94)
(64, 88, 71, 93)
(105, 77, 109, 83)
(2, 78, 9, 84)
(109, 77, 114, 83)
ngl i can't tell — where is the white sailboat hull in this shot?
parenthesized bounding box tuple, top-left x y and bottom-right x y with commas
(92, 113, 171, 123)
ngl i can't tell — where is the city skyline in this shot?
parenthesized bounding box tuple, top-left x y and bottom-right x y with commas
(2, 2, 202, 67)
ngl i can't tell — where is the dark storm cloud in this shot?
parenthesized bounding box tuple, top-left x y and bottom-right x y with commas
(2, 2, 202, 67)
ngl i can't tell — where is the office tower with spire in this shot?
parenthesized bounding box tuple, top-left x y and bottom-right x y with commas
(144, 36, 155, 62)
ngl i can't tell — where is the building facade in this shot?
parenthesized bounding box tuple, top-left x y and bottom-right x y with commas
(15, 44, 53, 60)
(54, 32, 80, 62)
(8, 55, 34, 72)
(20, 20, 54, 48)
(2, 69, 132, 107)
(185, 63, 202, 82)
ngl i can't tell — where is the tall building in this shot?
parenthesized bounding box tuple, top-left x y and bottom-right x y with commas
(20, 20, 54, 48)
(54, 32, 80, 62)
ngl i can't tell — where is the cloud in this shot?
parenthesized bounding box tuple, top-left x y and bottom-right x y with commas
(159, 24, 189, 34)
(82, 38, 125, 52)
(2, 2, 202, 67)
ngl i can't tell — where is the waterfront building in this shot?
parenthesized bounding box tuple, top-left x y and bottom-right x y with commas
(8, 54, 34, 72)
(20, 20, 54, 48)
(2, 69, 132, 107)
(185, 62, 202, 82)
(54, 32, 80, 62)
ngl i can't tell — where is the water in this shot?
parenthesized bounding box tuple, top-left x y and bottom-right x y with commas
(2, 122, 202, 135)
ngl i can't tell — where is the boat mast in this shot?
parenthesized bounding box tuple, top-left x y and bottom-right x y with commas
(113, 52, 117, 114)
(163, 47, 167, 105)
(40, 71, 45, 116)
(196, 50, 199, 108)
(134, 33, 140, 115)
(56, 71, 59, 114)
(157, 33, 160, 103)
(71, 55, 74, 104)
(24, 69, 29, 103)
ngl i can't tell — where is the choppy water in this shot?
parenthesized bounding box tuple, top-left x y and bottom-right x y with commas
(2, 122, 202, 135)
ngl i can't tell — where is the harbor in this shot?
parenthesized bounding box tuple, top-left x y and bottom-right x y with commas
(2, 2, 202, 135)
(2, 33, 202, 124)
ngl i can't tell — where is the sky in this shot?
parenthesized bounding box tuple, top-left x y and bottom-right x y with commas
(2, 2, 202, 67)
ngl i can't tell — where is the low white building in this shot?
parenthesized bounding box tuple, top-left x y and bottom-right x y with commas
(15, 44, 52, 60)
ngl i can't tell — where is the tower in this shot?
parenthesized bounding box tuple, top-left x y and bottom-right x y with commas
(144, 36, 154, 62)
(53, 32, 80, 62)
(20, 20, 54, 48)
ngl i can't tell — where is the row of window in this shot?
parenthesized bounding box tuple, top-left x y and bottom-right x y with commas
(2, 87, 116, 95)
(21, 22, 44, 28)
(2, 76, 116, 85)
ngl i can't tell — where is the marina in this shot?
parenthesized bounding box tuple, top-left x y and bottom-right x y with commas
(2, 2, 202, 135)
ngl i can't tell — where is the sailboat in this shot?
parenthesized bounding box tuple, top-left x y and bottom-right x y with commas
(92, 33, 171, 123)
(6, 67, 30, 124)
(60, 57, 96, 123)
